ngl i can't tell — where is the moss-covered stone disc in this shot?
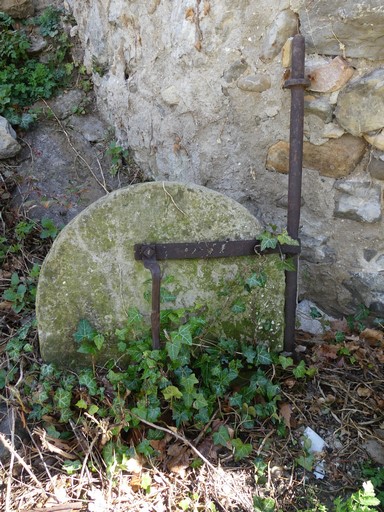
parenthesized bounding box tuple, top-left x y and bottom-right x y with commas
(36, 182, 285, 367)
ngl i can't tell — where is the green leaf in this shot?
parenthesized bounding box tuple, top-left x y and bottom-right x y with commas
(63, 459, 82, 475)
(88, 405, 99, 415)
(93, 334, 105, 351)
(75, 399, 88, 409)
(278, 355, 294, 369)
(0, 369, 6, 389)
(54, 387, 72, 409)
(180, 373, 199, 392)
(141, 472, 152, 492)
(231, 438, 253, 461)
(277, 230, 299, 246)
(172, 324, 192, 346)
(292, 360, 307, 379)
(74, 319, 96, 343)
(213, 426, 230, 447)
(253, 496, 276, 512)
(245, 272, 267, 289)
(255, 345, 272, 365)
(296, 453, 314, 471)
(162, 385, 183, 401)
(242, 345, 256, 364)
(231, 300, 246, 314)
(259, 232, 278, 251)
(166, 338, 181, 361)
(78, 369, 98, 395)
(193, 392, 208, 410)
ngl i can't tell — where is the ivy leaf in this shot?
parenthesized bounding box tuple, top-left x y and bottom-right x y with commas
(79, 369, 98, 395)
(172, 324, 192, 346)
(231, 438, 253, 461)
(54, 388, 71, 410)
(93, 334, 105, 351)
(259, 232, 278, 251)
(162, 385, 183, 401)
(231, 300, 246, 314)
(166, 339, 181, 361)
(296, 454, 314, 471)
(193, 393, 208, 410)
(255, 345, 272, 365)
(75, 399, 88, 409)
(292, 360, 307, 379)
(277, 230, 299, 246)
(242, 345, 256, 364)
(212, 426, 230, 447)
(74, 319, 96, 343)
(278, 355, 294, 369)
(246, 272, 267, 289)
(180, 373, 199, 393)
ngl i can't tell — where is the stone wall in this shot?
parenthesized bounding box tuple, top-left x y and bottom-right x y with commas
(67, 0, 384, 317)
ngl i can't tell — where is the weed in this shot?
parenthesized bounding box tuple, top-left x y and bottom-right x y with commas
(0, 11, 71, 127)
(106, 141, 130, 176)
(2, 266, 39, 313)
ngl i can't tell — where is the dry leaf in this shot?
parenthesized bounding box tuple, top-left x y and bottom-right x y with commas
(185, 7, 195, 20)
(357, 386, 373, 398)
(330, 318, 348, 332)
(279, 403, 292, 429)
(166, 444, 190, 477)
(361, 328, 384, 347)
(283, 378, 297, 389)
(315, 344, 339, 359)
(130, 474, 142, 492)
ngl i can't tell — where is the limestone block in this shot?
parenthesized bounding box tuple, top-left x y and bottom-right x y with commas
(223, 60, 248, 83)
(37, 182, 286, 368)
(293, 0, 384, 60)
(364, 130, 384, 151)
(322, 123, 345, 140)
(266, 135, 366, 178)
(161, 85, 181, 106)
(68, 115, 108, 143)
(334, 181, 382, 223)
(306, 57, 354, 93)
(368, 157, 384, 180)
(304, 95, 333, 123)
(237, 74, 271, 93)
(336, 69, 384, 136)
(260, 9, 298, 62)
(0, 0, 34, 18)
(0, 116, 21, 159)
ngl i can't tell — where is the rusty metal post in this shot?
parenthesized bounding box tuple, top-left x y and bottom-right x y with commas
(283, 35, 309, 355)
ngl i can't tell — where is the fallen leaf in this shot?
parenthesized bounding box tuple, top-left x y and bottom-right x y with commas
(315, 344, 339, 360)
(361, 328, 384, 347)
(330, 318, 348, 332)
(283, 378, 297, 389)
(356, 386, 373, 398)
(279, 403, 292, 429)
(166, 444, 190, 477)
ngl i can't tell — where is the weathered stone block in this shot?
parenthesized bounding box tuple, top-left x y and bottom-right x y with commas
(292, 0, 384, 60)
(334, 181, 382, 223)
(266, 135, 366, 178)
(368, 157, 384, 181)
(336, 69, 384, 136)
(0, 116, 21, 159)
(306, 57, 354, 93)
(237, 74, 271, 93)
(260, 9, 298, 62)
(37, 182, 286, 368)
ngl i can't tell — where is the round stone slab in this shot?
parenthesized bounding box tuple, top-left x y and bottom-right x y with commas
(37, 182, 285, 367)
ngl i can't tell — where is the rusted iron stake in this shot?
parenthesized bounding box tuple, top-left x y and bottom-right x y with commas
(283, 34, 310, 355)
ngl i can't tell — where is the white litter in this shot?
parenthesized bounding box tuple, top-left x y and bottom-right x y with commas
(303, 427, 327, 479)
